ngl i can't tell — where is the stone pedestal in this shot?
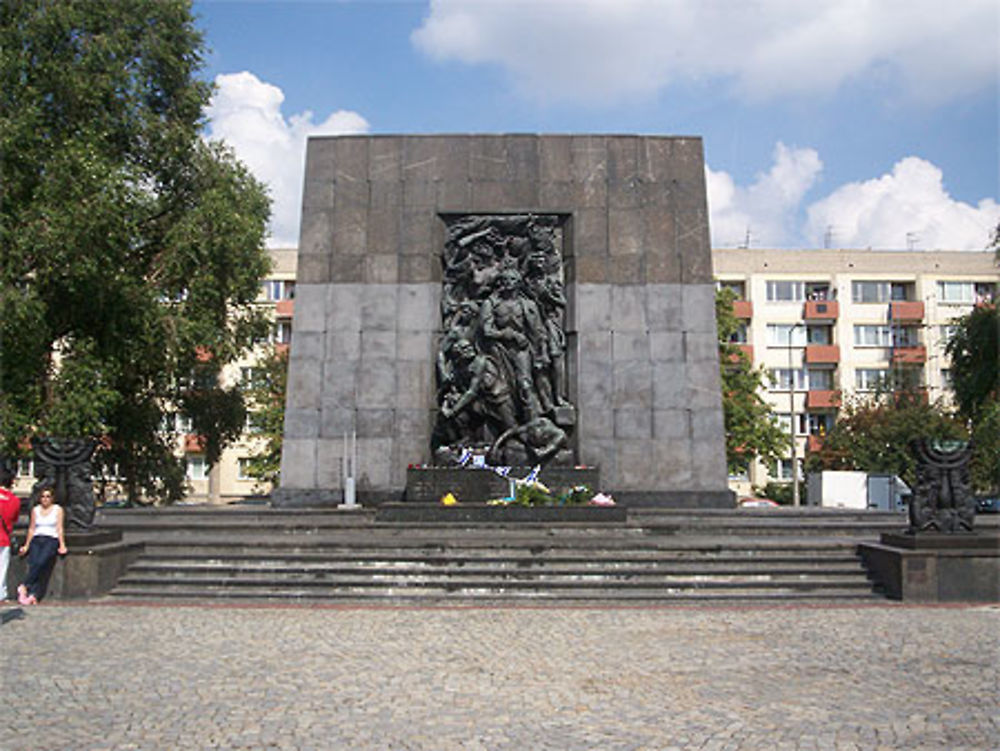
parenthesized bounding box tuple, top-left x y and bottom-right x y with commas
(859, 532, 1000, 602)
(404, 465, 600, 503)
(5, 529, 142, 601)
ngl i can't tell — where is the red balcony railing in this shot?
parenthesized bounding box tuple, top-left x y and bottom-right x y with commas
(804, 345, 840, 364)
(275, 299, 294, 317)
(806, 434, 825, 453)
(891, 346, 927, 364)
(889, 301, 924, 322)
(803, 300, 839, 321)
(184, 434, 206, 453)
(806, 390, 841, 409)
(731, 300, 753, 319)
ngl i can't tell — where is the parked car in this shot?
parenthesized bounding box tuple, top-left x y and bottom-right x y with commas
(737, 497, 779, 509)
(975, 496, 999, 514)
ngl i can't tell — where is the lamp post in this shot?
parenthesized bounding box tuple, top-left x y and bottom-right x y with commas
(788, 322, 805, 507)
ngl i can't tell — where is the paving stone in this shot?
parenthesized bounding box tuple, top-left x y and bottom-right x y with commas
(1, 603, 997, 750)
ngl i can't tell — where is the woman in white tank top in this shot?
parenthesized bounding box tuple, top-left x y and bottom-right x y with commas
(16, 487, 67, 605)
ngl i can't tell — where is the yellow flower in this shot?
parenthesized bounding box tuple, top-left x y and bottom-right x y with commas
(441, 492, 458, 506)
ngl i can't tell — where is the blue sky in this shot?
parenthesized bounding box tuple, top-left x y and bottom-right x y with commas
(194, 0, 999, 251)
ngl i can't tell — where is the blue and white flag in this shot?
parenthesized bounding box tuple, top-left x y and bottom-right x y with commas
(457, 448, 473, 467)
(492, 466, 511, 478)
(522, 465, 541, 485)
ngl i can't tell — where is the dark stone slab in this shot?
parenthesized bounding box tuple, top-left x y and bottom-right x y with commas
(404, 466, 600, 503)
(613, 490, 735, 509)
(375, 502, 625, 524)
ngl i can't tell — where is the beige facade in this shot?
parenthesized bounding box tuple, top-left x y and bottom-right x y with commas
(714, 248, 998, 496)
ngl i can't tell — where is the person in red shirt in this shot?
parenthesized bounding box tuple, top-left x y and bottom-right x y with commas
(0, 463, 22, 603)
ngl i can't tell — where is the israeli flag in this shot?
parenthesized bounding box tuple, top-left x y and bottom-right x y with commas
(458, 448, 473, 467)
(492, 466, 511, 478)
(523, 465, 541, 485)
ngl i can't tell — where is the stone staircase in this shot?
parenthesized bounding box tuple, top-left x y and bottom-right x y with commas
(95, 505, 917, 604)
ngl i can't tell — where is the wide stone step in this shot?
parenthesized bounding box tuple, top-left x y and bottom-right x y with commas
(128, 555, 865, 572)
(133, 549, 862, 565)
(117, 567, 873, 588)
(107, 583, 881, 602)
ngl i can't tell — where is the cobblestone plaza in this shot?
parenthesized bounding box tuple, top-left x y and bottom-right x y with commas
(1, 602, 997, 750)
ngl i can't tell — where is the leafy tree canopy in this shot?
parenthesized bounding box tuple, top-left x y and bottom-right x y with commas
(243, 346, 288, 489)
(805, 391, 967, 491)
(716, 288, 789, 475)
(944, 302, 999, 422)
(0, 0, 271, 502)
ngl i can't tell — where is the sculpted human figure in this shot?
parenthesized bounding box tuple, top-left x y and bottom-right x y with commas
(480, 268, 546, 421)
(489, 416, 568, 466)
(438, 339, 518, 443)
(437, 300, 480, 389)
(523, 247, 569, 410)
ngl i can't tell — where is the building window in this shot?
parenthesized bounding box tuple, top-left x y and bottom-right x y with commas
(17, 459, 33, 478)
(272, 321, 293, 344)
(769, 368, 809, 391)
(853, 325, 889, 347)
(936, 281, 975, 304)
(262, 280, 295, 301)
(851, 281, 909, 303)
(767, 324, 808, 347)
(718, 280, 746, 298)
(175, 414, 193, 433)
(806, 326, 831, 345)
(771, 458, 802, 482)
(766, 281, 805, 302)
(186, 456, 208, 481)
(856, 369, 889, 391)
(237, 458, 253, 481)
(728, 322, 749, 344)
(805, 282, 832, 300)
(807, 369, 833, 390)
(804, 413, 833, 435)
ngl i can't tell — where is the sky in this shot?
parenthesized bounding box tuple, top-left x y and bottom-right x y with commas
(194, 0, 1000, 252)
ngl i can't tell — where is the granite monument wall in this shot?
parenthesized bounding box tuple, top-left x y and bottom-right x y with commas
(276, 135, 729, 506)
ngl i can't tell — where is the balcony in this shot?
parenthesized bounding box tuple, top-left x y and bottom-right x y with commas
(184, 434, 206, 453)
(730, 299, 753, 319)
(806, 390, 841, 409)
(803, 300, 839, 321)
(889, 301, 924, 322)
(806, 434, 825, 453)
(804, 345, 840, 365)
(891, 346, 927, 364)
(275, 299, 295, 317)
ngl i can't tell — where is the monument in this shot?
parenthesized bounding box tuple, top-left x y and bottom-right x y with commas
(275, 135, 729, 507)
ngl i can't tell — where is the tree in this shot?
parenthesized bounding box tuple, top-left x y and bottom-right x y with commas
(944, 303, 999, 422)
(716, 289, 789, 476)
(944, 302, 1000, 492)
(0, 1, 271, 503)
(243, 346, 288, 489)
(804, 391, 967, 491)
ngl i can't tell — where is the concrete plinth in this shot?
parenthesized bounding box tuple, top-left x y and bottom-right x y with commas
(5, 529, 142, 601)
(859, 532, 1000, 602)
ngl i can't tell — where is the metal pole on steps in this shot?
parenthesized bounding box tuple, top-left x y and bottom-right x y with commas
(339, 429, 358, 510)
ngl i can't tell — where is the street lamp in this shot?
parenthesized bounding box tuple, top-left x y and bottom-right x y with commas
(787, 322, 805, 507)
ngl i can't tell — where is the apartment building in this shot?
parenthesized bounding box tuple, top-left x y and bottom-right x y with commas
(714, 248, 998, 496)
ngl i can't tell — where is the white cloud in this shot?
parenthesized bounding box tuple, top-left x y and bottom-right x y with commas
(804, 158, 1000, 251)
(206, 72, 369, 247)
(412, 0, 997, 105)
(707, 143, 823, 247)
(708, 149, 1000, 250)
